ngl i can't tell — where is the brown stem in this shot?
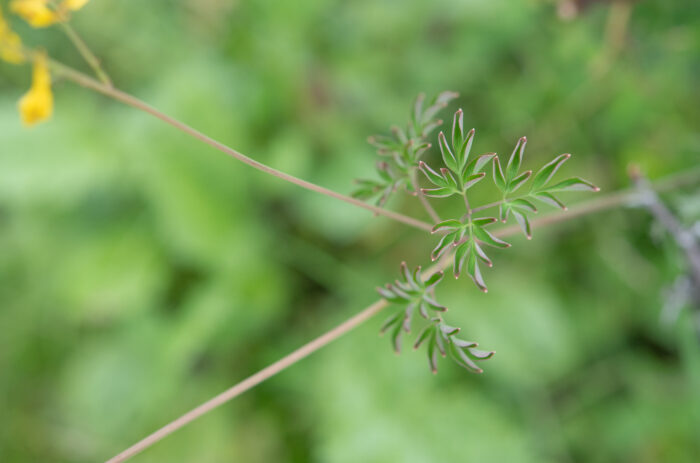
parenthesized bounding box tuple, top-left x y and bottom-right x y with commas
(43, 55, 700, 463)
(411, 168, 440, 223)
(48, 60, 433, 233)
(102, 170, 700, 463)
(59, 22, 113, 88)
(629, 167, 700, 303)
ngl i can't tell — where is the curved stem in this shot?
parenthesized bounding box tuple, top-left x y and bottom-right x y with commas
(48, 60, 433, 233)
(101, 160, 700, 463)
(59, 22, 113, 88)
(411, 168, 440, 223)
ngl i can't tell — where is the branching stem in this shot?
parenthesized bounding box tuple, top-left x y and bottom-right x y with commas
(39, 55, 700, 463)
(102, 170, 700, 463)
(47, 60, 433, 233)
(59, 22, 113, 88)
(411, 168, 440, 223)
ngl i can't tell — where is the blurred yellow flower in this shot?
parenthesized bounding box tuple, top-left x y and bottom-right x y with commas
(18, 52, 53, 126)
(10, 0, 58, 28)
(62, 0, 90, 11)
(0, 5, 25, 63)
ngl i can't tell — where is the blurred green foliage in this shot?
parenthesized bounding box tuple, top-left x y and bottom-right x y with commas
(1, 0, 699, 462)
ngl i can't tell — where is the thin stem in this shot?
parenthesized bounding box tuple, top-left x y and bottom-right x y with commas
(105, 298, 390, 463)
(411, 168, 440, 223)
(59, 22, 113, 88)
(630, 168, 700, 304)
(471, 199, 505, 214)
(462, 193, 471, 215)
(102, 170, 700, 463)
(48, 60, 433, 233)
(41, 55, 700, 463)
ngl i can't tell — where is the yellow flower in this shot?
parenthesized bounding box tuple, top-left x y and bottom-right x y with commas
(62, 0, 90, 11)
(18, 53, 53, 126)
(0, 5, 25, 64)
(10, 0, 59, 28)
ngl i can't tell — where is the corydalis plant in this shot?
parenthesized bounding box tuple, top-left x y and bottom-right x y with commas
(358, 92, 598, 373)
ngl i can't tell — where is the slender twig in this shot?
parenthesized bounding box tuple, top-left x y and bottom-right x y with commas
(40, 55, 700, 463)
(59, 22, 113, 87)
(47, 60, 433, 233)
(629, 167, 700, 304)
(471, 200, 500, 214)
(102, 171, 700, 463)
(462, 193, 471, 216)
(411, 168, 440, 223)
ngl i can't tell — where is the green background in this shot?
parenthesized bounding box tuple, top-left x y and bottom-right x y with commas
(1, 0, 699, 461)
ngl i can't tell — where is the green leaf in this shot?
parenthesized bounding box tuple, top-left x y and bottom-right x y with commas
(508, 170, 532, 193)
(473, 224, 510, 249)
(473, 241, 493, 267)
(421, 187, 453, 198)
(377, 285, 402, 302)
(458, 127, 475, 172)
(440, 168, 460, 191)
(462, 172, 485, 191)
(400, 261, 419, 290)
(493, 156, 507, 192)
(511, 209, 532, 240)
(402, 302, 417, 332)
(377, 161, 393, 182)
(391, 321, 403, 353)
(510, 198, 537, 212)
(412, 266, 423, 285)
(427, 337, 439, 373)
(467, 347, 496, 359)
(431, 231, 458, 261)
(472, 217, 497, 227)
(380, 310, 402, 333)
(438, 131, 459, 173)
(464, 153, 495, 178)
(453, 241, 470, 278)
(452, 338, 478, 348)
(418, 301, 430, 319)
(450, 343, 483, 373)
(546, 177, 600, 192)
(418, 161, 447, 187)
(506, 136, 527, 182)
(421, 91, 458, 126)
(533, 191, 567, 210)
(431, 219, 462, 234)
(414, 325, 433, 349)
(423, 294, 447, 312)
(531, 153, 570, 191)
(451, 109, 464, 157)
(424, 271, 444, 290)
(434, 330, 447, 356)
(411, 93, 425, 131)
(466, 251, 488, 292)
